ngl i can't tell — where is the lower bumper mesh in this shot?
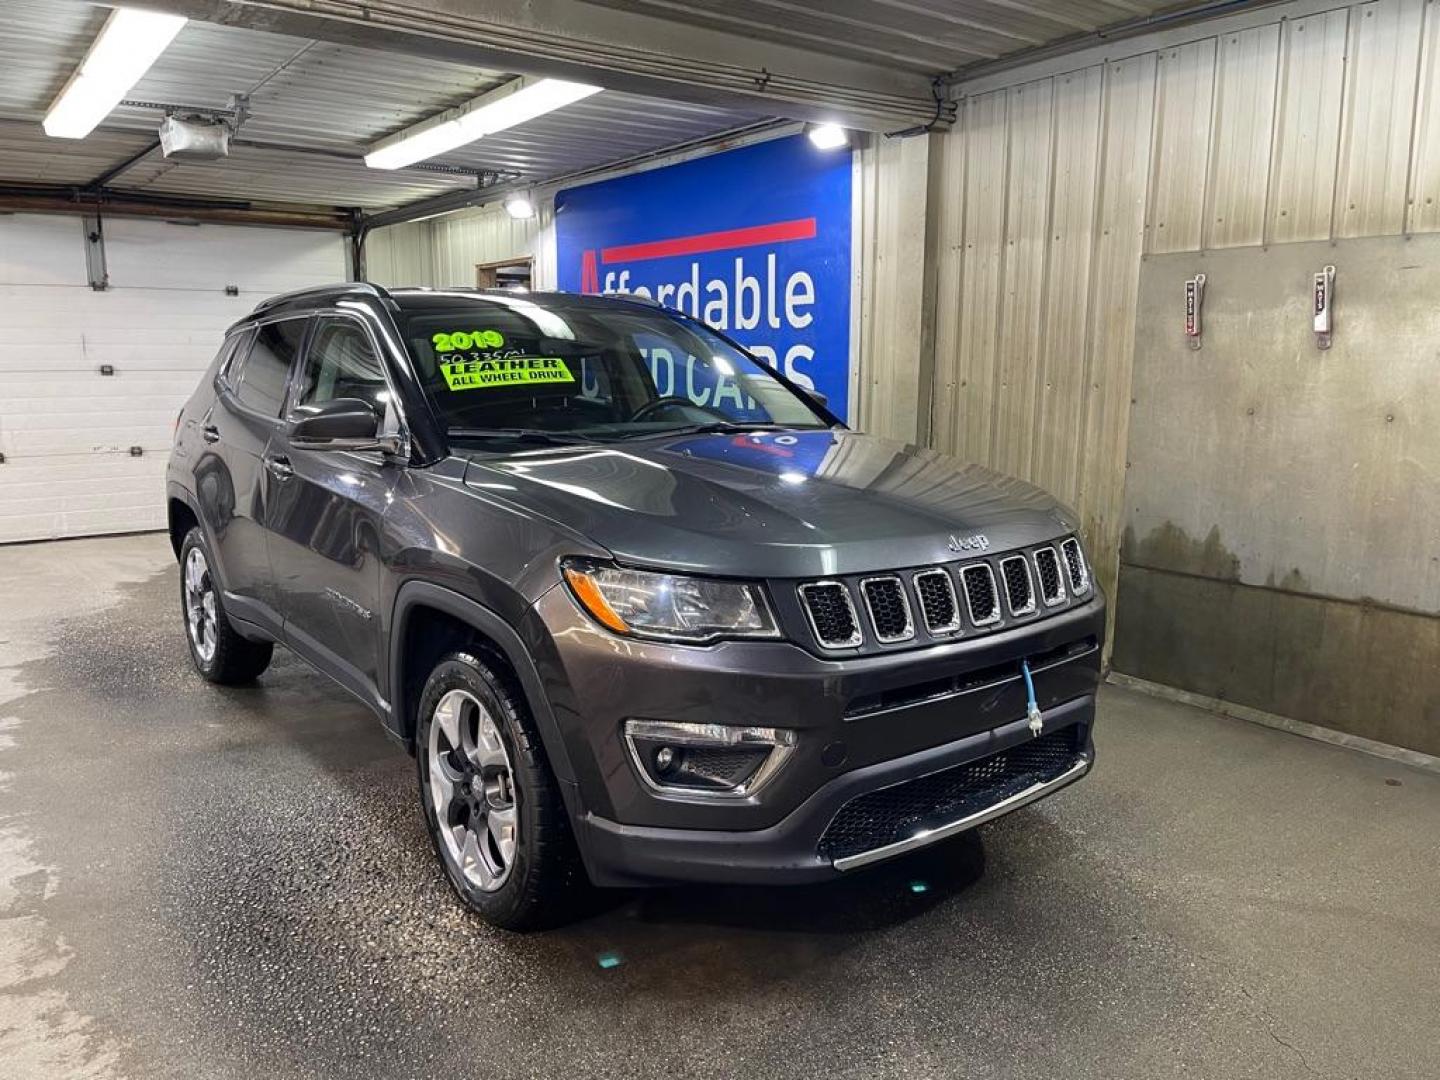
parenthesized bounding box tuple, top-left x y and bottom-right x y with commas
(817, 726, 1086, 863)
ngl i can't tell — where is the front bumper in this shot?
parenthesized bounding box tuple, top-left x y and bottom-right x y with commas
(575, 698, 1094, 885)
(525, 584, 1105, 886)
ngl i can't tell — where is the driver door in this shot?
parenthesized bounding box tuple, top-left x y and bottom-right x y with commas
(265, 313, 401, 714)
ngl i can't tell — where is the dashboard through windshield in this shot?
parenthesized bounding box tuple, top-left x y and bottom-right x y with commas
(397, 295, 831, 447)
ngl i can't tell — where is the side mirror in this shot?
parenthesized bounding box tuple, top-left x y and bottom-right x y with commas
(288, 398, 402, 455)
(803, 387, 829, 409)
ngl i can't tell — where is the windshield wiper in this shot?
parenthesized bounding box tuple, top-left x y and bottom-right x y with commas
(616, 421, 796, 440)
(447, 427, 596, 447)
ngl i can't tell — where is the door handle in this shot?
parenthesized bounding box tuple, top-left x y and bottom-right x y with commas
(201, 424, 220, 443)
(264, 454, 294, 480)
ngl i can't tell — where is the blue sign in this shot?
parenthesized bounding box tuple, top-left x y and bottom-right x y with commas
(555, 134, 854, 419)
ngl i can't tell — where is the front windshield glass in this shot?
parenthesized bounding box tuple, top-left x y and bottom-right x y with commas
(396, 295, 831, 446)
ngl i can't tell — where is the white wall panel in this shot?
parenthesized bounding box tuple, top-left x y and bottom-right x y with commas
(991, 78, 1053, 479)
(1267, 9, 1349, 243)
(938, 0, 1440, 629)
(366, 202, 546, 290)
(1206, 24, 1279, 248)
(1335, 0, 1426, 237)
(854, 132, 934, 442)
(1147, 40, 1216, 254)
(0, 214, 344, 543)
(1033, 65, 1103, 508)
(365, 220, 435, 288)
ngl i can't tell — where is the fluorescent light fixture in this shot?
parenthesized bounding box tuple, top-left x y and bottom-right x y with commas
(366, 76, 602, 170)
(44, 7, 187, 139)
(504, 193, 535, 220)
(806, 123, 849, 151)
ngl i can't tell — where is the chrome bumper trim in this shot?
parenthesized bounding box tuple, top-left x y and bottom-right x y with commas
(830, 753, 1091, 871)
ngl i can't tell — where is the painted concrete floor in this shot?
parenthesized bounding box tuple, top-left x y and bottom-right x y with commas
(1, 533, 1437, 1080)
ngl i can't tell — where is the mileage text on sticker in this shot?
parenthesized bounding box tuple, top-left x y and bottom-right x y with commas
(441, 356, 575, 391)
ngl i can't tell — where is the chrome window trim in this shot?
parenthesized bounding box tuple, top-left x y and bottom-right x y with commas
(911, 568, 961, 636)
(797, 580, 863, 649)
(859, 575, 915, 644)
(959, 562, 1001, 627)
(1000, 554, 1038, 617)
(1033, 546, 1068, 607)
(1061, 537, 1090, 595)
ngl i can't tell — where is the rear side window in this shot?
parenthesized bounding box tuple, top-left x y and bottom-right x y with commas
(216, 328, 254, 382)
(231, 319, 307, 417)
(293, 318, 389, 415)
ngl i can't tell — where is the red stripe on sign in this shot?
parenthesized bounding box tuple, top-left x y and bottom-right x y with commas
(600, 218, 817, 264)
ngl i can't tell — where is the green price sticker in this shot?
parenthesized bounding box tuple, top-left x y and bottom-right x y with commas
(441, 356, 575, 391)
(433, 329, 505, 352)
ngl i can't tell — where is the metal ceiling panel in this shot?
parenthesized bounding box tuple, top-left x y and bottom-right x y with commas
(440, 91, 765, 177)
(0, 120, 156, 186)
(0, 0, 106, 118)
(0, 0, 770, 211)
(119, 143, 473, 210)
(576, 0, 1221, 73)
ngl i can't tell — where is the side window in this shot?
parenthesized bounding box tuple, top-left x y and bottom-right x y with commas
(217, 328, 255, 387)
(233, 319, 307, 417)
(294, 319, 388, 414)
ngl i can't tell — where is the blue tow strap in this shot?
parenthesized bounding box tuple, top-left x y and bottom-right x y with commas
(1021, 659, 1044, 736)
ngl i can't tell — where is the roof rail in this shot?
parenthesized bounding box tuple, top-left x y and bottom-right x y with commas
(252, 281, 391, 313)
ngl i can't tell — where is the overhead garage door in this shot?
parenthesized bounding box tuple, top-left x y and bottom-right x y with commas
(0, 214, 345, 544)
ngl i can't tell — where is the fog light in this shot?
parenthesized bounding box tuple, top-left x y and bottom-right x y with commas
(625, 720, 795, 798)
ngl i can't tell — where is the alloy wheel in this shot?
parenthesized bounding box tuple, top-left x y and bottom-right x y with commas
(183, 546, 218, 663)
(427, 688, 519, 892)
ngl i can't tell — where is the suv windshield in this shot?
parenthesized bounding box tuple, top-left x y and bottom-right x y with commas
(395, 294, 831, 447)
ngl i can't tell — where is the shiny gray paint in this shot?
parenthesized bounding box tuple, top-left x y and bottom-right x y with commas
(167, 286, 1104, 884)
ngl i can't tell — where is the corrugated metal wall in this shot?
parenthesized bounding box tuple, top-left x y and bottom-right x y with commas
(366, 202, 548, 289)
(853, 131, 936, 440)
(932, 0, 1440, 609)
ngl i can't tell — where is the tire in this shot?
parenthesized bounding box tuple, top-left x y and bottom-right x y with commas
(179, 527, 273, 685)
(416, 650, 586, 930)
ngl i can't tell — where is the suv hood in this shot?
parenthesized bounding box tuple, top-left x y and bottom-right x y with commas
(462, 429, 1077, 579)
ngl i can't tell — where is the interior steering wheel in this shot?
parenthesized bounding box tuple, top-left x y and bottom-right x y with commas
(629, 396, 731, 423)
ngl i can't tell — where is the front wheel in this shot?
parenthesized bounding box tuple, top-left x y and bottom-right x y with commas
(416, 651, 585, 930)
(179, 528, 273, 684)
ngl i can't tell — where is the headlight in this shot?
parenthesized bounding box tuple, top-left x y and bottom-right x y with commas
(561, 559, 779, 642)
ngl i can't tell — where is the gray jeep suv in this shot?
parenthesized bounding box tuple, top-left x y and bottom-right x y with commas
(167, 283, 1104, 929)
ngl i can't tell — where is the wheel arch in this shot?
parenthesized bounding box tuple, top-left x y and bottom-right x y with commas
(389, 581, 577, 790)
(167, 489, 201, 560)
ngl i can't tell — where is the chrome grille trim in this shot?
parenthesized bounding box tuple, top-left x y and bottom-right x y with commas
(999, 555, 1038, 617)
(1033, 546, 1067, 606)
(859, 576, 914, 644)
(959, 563, 1001, 627)
(1060, 537, 1090, 595)
(911, 568, 961, 636)
(797, 581, 863, 648)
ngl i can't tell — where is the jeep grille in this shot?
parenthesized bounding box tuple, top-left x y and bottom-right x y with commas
(859, 577, 913, 644)
(1033, 547, 1066, 606)
(999, 555, 1037, 617)
(913, 569, 960, 636)
(961, 564, 1001, 626)
(793, 536, 1093, 653)
(797, 582, 862, 648)
(1061, 537, 1089, 595)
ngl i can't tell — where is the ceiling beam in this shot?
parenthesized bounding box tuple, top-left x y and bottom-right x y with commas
(0, 185, 352, 229)
(133, 0, 944, 132)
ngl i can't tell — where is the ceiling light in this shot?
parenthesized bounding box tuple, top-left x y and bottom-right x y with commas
(44, 7, 187, 139)
(366, 77, 602, 170)
(806, 123, 849, 151)
(504, 194, 535, 220)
